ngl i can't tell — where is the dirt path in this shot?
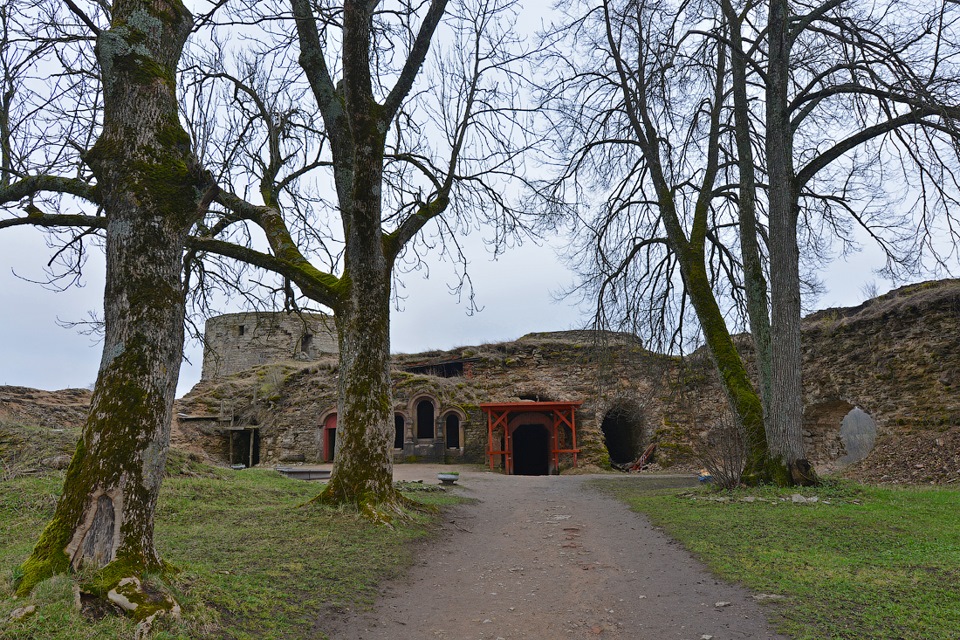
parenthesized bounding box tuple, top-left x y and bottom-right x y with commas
(322, 467, 789, 640)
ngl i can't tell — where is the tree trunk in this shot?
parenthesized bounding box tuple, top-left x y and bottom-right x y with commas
(724, 0, 773, 425)
(314, 2, 407, 515)
(680, 260, 779, 484)
(766, 0, 816, 485)
(16, 0, 209, 606)
(320, 268, 403, 520)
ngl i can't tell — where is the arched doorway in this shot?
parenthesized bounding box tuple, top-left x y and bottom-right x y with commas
(600, 401, 644, 465)
(322, 413, 337, 461)
(512, 424, 550, 475)
(481, 402, 582, 474)
(445, 413, 461, 449)
(416, 398, 435, 439)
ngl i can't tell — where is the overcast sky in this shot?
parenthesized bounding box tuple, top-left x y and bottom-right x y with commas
(0, 0, 926, 398)
(0, 218, 901, 397)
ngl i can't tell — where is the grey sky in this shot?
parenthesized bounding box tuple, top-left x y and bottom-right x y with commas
(0, 223, 590, 395)
(0, 217, 898, 397)
(0, 0, 921, 398)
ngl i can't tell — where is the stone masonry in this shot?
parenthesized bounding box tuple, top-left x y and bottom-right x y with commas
(201, 311, 337, 381)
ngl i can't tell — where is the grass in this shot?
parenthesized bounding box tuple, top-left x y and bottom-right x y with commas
(0, 457, 460, 639)
(597, 478, 960, 640)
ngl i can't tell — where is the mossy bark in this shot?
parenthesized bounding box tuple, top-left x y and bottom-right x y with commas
(315, 130, 406, 518)
(723, 0, 773, 425)
(680, 261, 785, 485)
(308, 0, 409, 519)
(16, 0, 210, 601)
(766, 0, 817, 486)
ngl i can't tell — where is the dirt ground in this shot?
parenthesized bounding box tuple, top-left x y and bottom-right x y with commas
(320, 465, 789, 640)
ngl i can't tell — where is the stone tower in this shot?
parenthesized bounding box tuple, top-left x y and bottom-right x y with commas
(200, 312, 338, 380)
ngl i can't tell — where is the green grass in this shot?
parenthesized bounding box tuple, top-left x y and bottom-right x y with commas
(598, 478, 960, 640)
(0, 462, 460, 639)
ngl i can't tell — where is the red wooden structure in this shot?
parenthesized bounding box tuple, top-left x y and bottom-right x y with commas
(481, 401, 582, 474)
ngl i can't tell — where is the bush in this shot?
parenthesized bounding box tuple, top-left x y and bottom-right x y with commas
(696, 412, 747, 489)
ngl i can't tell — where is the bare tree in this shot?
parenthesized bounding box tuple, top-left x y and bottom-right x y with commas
(541, 0, 960, 485)
(176, 0, 536, 518)
(1, 0, 212, 613)
(538, 0, 776, 480)
(763, 0, 960, 484)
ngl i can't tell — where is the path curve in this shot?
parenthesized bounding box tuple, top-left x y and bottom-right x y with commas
(322, 467, 789, 640)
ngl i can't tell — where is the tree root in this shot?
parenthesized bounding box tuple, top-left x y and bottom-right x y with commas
(306, 484, 432, 525)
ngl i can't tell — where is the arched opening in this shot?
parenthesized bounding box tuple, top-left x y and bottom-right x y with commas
(322, 413, 337, 462)
(512, 424, 550, 475)
(601, 402, 644, 465)
(445, 414, 461, 449)
(300, 333, 313, 356)
(394, 414, 405, 449)
(416, 399, 435, 439)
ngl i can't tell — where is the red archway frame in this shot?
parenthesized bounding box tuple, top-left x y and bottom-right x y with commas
(322, 412, 337, 462)
(481, 401, 582, 474)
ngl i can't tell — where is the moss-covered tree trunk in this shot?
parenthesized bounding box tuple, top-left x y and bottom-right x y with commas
(16, 0, 209, 605)
(766, 0, 816, 485)
(680, 259, 778, 484)
(322, 243, 399, 518)
(723, 0, 774, 425)
(306, 0, 414, 518)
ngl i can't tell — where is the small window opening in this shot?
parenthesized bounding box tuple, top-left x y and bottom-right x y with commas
(301, 334, 313, 355)
(238, 324, 245, 336)
(404, 361, 464, 377)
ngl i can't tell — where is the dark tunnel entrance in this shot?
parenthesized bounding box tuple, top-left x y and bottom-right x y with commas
(512, 424, 550, 475)
(601, 403, 644, 465)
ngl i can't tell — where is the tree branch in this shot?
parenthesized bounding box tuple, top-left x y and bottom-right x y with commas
(0, 175, 98, 206)
(382, 0, 450, 121)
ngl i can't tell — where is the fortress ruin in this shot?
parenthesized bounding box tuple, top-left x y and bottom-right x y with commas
(174, 280, 960, 477)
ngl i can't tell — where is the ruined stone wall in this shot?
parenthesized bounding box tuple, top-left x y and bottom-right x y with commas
(177, 330, 714, 470)
(799, 280, 960, 466)
(172, 280, 960, 477)
(201, 312, 338, 381)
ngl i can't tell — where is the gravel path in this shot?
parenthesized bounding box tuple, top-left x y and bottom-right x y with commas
(321, 466, 789, 640)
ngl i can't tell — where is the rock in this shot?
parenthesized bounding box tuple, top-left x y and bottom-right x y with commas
(714, 601, 731, 608)
(106, 576, 181, 622)
(753, 593, 787, 601)
(791, 494, 807, 503)
(40, 455, 72, 469)
(9, 605, 36, 621)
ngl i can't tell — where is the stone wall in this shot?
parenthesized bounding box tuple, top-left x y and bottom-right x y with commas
(177, 330, 719, 470)
(201, 312, 338, 381)
(173, 279, 960, 479)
